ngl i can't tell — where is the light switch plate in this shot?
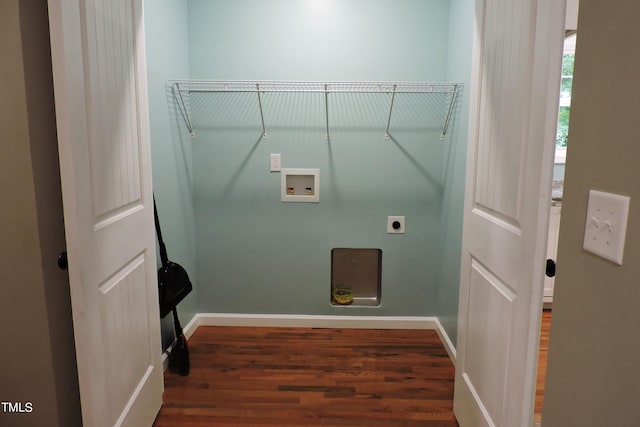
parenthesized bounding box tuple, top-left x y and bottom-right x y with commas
(270, 153, 281, 172)
(582, 190, 630, 265)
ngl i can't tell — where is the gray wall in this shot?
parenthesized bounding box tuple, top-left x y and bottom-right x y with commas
(145, 0, 197, 348)
(187, 0, 455, 317)
(436, 0, 474, 347)
(542, 1, 640, 425)
(143, 0, 472, 339)
(0, 0, 81, 425)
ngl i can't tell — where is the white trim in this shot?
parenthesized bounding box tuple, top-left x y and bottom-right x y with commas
(161, 340, 175, 372)
(193, 313, 438, 329)
(172, 313, 457, 366)
(182, 312, 200, 340)
(162, 350, 169, 372)
(434, 317, 457, 365)
(555, 146, 567, 164)
(161, 314, 200, 372)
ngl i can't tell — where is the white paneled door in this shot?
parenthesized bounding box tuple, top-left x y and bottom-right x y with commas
(454, 0, 565, 426)
(48, 0, 162, 426)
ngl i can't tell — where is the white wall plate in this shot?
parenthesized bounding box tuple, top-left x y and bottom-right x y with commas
(387, 216, 405, 234)
(582, 190, 630, 265)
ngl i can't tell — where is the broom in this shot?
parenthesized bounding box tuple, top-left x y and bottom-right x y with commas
(153, 197, 191, 376)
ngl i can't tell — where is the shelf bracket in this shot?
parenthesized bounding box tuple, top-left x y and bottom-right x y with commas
(324, 84, 330, 140)
(256, 84, 267, 139)
(172, 83, 195, 137)
(384, 84, 397, 140)
(440, 85, 459, 140)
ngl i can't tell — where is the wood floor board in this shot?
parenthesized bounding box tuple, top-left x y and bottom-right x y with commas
(154, 326, 458, 427)
(534, 309, 552, 423)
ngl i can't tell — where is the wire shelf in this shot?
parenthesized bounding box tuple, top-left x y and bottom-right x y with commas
(169, 80, 462, 140)
(171, 80, 459, 94)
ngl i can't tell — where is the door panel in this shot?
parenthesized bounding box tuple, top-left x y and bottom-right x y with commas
(48, 0, 162, 426)
(463, 259, 515, 425)
(454, 0, 565, 425)
(100, 254, 153, 426)
(474, 0, 533, 228)
(85, 0, 143, 220)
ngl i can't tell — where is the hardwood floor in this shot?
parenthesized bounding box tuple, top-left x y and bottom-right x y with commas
(153, 326, 459, 427)
(534, 309, 552, 424)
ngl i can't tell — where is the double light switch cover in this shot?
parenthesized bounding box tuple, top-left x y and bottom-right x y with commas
(582, 189, 631, 265)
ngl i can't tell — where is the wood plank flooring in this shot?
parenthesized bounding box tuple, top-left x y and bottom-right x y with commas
(534, 309, 552, 424)
(153, 326, 458, 427)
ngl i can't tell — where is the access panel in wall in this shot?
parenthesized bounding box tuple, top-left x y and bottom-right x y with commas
(331, 248, 382, 307)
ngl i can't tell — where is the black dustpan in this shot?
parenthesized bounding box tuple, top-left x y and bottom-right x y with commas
(153, 196, 191, 376)
(154, 197, 192, 317)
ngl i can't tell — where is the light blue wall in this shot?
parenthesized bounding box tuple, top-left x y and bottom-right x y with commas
(186, 0, 454, 316)
(144, 0, 472, 334)
(145, 0, 197, 348)
(436, 0, 474, 346)
(188, 0, 449, 81)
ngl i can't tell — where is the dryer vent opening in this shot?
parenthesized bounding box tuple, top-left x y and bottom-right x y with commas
(331, 248, 381, 307)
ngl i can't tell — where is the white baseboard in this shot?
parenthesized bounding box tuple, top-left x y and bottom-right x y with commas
(177, 313, 457, 365)
(182, 312, 200, 340)
(194, 313, 438, 329)
(161, 314, 200, 371)
(161, 340, 175, 371)
(434, 317, 457, 365)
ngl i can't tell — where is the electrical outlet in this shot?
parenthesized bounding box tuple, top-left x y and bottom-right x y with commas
(582, 190, 630, 265)
(270, 154, 281, 172)
(387, 216, 405, 234)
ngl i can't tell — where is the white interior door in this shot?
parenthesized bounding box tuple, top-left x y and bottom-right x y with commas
(48, 1, 162, 426)
(454, 0, 565, 425)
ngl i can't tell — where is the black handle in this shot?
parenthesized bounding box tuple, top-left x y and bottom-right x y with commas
(545, 259, 556, 278)
(153, 196, 169, 268)
(57, 251, 68, 270)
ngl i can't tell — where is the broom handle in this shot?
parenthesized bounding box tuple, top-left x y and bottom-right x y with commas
(172, 306, 184, 336)
(172, 306, 190, 376)
(153, 196, 170, 268)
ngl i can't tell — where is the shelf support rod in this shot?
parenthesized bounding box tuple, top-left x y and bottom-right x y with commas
(256, 84, 267, 138)
(324, 84, 330, 140)
(172, 83, 194, 137)
(385, 84, 397, 140)
(440, 85, 459, 140)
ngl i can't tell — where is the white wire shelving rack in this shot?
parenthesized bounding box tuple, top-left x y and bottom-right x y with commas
(170, 80, 462, 140)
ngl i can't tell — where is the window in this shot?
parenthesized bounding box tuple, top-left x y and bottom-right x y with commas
(555, 32, 576, 164)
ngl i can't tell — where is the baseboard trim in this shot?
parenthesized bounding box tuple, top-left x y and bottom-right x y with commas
(161, 340, 175, 372)
(194, 313, 438, 329)
(434, 317, 457, 365)
(181, 313, 457, 365)
(161, 314, 201, 371)
(182, 312, 200, 340)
